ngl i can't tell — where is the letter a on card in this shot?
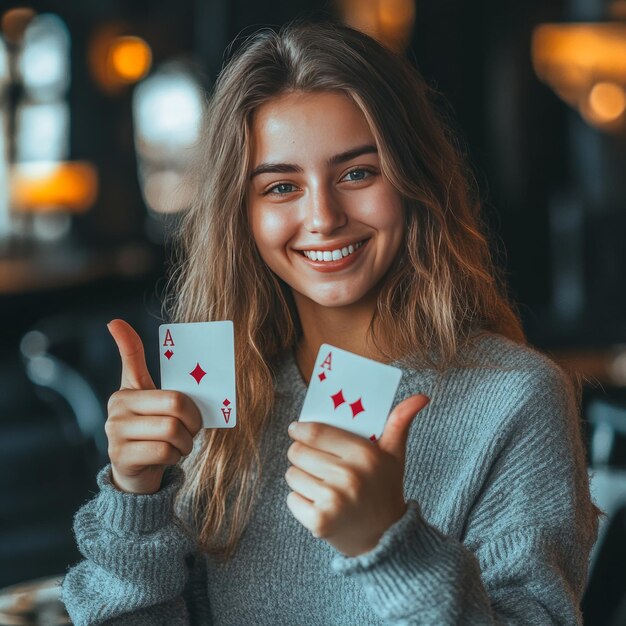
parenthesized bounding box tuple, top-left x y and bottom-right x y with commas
(317, 350, 333, 382)
(163, 328, 175, 347)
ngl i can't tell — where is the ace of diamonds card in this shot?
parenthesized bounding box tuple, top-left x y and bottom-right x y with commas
(159, 321, 236, 429)
(298, 344, 403, 442)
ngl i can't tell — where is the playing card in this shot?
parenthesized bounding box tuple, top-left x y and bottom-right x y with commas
(159, 321, 236, 429)
(298, 344, 403, 442)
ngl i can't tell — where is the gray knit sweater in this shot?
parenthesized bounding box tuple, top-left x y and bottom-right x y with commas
(61, 332, 598, 625)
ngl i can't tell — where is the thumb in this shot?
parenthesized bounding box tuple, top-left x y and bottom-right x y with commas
(107, 319, 156, 390)
(378, 394, 430, 461)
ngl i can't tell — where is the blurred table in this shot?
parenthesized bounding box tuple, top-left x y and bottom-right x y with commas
(0, 240, 157, 295)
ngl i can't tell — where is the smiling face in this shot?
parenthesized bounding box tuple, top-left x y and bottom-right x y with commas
(246, 90, 405, 312)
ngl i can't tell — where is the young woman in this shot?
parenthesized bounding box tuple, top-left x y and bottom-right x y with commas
(62, 19, 600, 625)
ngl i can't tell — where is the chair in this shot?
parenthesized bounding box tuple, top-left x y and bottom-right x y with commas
(582, 395, 626, 625)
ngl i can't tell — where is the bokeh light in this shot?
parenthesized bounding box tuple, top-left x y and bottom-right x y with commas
(142, 169, 194, 214)
(109, 36, 152, 83)
(11, 161, 98, 212)
(1, 7, 36, 45)
(16, 102, 69, 162)
(532, 24, 626, 92)
(532, 23, 626, 131)
(88, 24, 153, 94)
(336, 0, 415, 53)
(587, 82, 626, 124)
(132, 62, 204, 214)
(133, 64, 203, 156)
(378, 0, 415, 32)
(17, 13, 71, 101)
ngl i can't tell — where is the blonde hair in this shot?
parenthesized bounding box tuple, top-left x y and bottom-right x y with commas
(164, 18, 527, 560)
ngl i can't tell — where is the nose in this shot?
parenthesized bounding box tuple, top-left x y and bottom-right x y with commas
(303, 184, 347, 234)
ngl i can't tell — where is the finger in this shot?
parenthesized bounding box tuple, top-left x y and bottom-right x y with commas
(114, 440, 182, 472)
(111, 389, 203, 436)
(379, 394, 430, 459)
(110, 415, 195, 457)
(287, 441, 350, 483)
(286, 491, 317, 534)
(288, 421, 366, 460)
(107, 319, 156, 391)
(285, 464, 327, 503)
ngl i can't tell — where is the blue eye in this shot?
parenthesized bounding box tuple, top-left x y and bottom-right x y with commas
(266, 182, 296, 195)
(343, 168, 373, 182)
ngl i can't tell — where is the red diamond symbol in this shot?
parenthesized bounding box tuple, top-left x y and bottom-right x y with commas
(223, 398, 230, 407)
(370, 434, 377, 442)
(349, 397, 365, 418)
(164, 349, 174, 360)
(190, 363, 206, 384)
(330, 389, 346, 409)
(318, 371, 326, 382)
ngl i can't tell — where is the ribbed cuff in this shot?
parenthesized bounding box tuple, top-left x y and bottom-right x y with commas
(94, 464, 186, 534)
(330, 499, 439, 575)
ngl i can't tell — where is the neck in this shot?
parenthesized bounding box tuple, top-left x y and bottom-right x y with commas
(293, 292, 389, 385)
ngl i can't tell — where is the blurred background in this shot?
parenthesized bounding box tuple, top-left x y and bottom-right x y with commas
(0, 0, 624, 623)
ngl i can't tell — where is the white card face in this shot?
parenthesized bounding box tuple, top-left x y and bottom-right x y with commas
(159, 321, 236, 429)
(298, 343, 403, 442)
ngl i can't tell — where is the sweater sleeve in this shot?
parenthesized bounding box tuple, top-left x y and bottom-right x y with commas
(329, 360, 599, 625)
(61, 464, 212, 626)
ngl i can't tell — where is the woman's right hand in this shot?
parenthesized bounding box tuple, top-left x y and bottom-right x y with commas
(105, 319, 203, 495)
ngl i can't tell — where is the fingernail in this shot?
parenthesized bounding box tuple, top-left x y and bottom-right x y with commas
(288, 421, 297, 432)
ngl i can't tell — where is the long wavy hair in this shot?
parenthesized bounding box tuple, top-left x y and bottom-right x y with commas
(164, 18, 529, 560)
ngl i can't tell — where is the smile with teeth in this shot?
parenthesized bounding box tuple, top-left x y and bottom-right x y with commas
(302, 240, 366, 261)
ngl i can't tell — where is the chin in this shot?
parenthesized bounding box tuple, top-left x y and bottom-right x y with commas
(301, 289, 368, 308)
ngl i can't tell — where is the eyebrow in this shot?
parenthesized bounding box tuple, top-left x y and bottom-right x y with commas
(249, 144, 378, 180)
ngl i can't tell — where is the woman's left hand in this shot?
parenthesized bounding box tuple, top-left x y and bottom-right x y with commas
(285, 394, 430, 557)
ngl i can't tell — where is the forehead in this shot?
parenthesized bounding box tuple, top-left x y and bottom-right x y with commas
(249, 91, 376, 163)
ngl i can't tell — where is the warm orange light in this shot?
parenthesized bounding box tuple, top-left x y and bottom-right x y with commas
(338, 0, 379, 39)
(88, 25, 153, 94)
(532, 23, 626, 131)
(11, 161, 98, 212)
(336, 0, 416, 53)
(532, 23, 626, 95)
(1, 7, 36, 45)
(378, 0, 415, 29)
(588, 82, 626, 123)
(109, 36, 152, 83)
